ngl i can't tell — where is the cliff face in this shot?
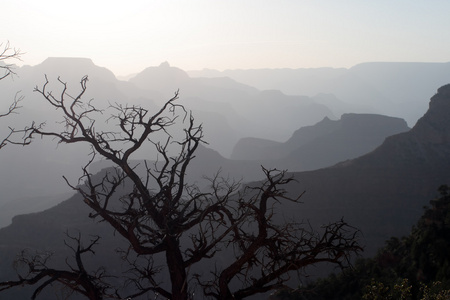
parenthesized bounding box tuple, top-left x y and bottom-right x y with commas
(284, 84, 450, 256)
(357, 83, 450, 165)
(411, 84, 450, 146)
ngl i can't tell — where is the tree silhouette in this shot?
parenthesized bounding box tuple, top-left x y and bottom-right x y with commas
(0, 76, 362, 299)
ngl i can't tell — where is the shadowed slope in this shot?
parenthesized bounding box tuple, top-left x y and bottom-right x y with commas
(282, 84, 450, 256)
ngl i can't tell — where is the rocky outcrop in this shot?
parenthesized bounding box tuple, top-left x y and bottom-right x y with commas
(410, 84, 450, 145)
(231, 113, 409, 172)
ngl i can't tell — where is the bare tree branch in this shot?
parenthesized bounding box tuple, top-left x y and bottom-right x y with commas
(0, 41, 22, 80)
(0, 76, 362, 300)
(0, 231, 117, 300)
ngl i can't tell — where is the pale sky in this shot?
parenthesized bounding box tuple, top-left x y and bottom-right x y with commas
(4, 1, 450, 77)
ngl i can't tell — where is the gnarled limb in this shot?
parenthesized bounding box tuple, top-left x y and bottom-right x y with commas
(0, 231, 117, 300)
(1, 76, 362, 300)
(0, 41, 22, 80)
(198, 168, 362, 300)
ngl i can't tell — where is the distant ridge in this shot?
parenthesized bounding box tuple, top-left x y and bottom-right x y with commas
(231, 113, 409, 171)
(189, 62, 450, 126)
(35, 57, 118, 82)
(43, 57, 95, 64)
(282, 83, 450, 256)
(0, 57, 338, 227)
(0, 85, 450, 297)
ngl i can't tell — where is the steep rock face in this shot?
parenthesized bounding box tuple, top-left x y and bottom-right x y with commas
(411, 84, 450, 146)
(355, 84, 450, 166)
(282, 84, 450, 256)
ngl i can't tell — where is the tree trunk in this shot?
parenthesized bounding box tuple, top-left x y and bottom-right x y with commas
(165, 236, 188, 300)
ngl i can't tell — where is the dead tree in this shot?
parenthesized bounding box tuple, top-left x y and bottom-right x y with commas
(2, 76, 362, 299)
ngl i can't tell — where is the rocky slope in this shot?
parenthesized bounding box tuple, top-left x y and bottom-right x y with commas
(281, 84, 450, 256)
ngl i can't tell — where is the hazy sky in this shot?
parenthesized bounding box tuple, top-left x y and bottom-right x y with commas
(5, 1, 450, 76)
